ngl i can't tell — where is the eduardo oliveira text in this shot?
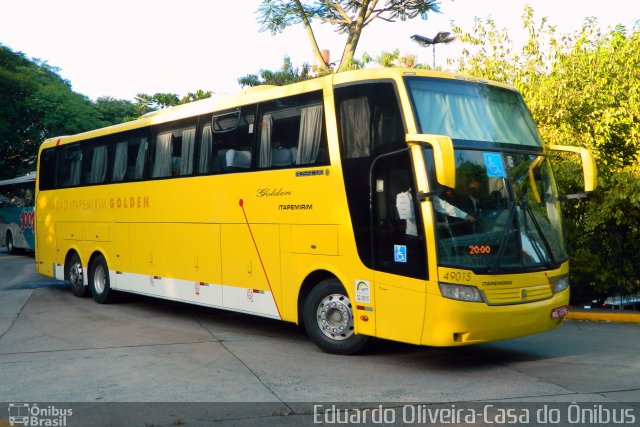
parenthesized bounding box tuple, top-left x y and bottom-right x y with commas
(313, 403, 637, 425)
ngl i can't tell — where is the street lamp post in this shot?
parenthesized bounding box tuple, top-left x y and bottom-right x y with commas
(410, 31, 456, 69)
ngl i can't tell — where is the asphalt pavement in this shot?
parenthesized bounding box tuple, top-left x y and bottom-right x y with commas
(1, 252, 639, 426)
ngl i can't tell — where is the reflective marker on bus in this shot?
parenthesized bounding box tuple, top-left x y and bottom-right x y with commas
(35, 68, 596, 354)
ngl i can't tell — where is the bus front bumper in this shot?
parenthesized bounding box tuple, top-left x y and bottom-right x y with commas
(421, 290, 570, 346)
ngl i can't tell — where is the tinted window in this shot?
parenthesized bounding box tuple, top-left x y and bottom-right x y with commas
(334, 82, 406, 269)
(150, 123, 196, 178)
(112, 134, 149, 182)
(257, 91, 328, 169)
(39, 148, 57, 190)
(57, 145, 82, 187)
(212, 106, 256, 172)
(82, 143, 109, 185)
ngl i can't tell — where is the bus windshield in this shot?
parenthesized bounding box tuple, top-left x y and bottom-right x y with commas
(422, 148, 566, 272)
(406, 77, 542, 148)
(405, 77, 566, 272)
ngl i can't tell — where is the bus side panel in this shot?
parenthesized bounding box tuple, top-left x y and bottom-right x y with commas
(83, 222, 109, 242)
(279, 224, 298, 323)
(54, 222, 84, 279)
(58, 222, 83, 241)
(373, 271, 427, 345)
(111, 223, 131, 277)
(131, 223, 172, 277)
(35, 194, 55, 277)
(220, 223, 281, 318)
(171, 223, 222, 285)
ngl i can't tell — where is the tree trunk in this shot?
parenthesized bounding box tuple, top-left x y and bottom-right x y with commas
(336, 1, 370, 71)
(294, 0, 328, 71)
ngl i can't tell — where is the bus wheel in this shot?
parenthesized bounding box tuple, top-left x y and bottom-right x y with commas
(6, 231, 17, 254)
(66, 252, 88, 297)
(89, 255, 115, 304)
(303, 278, 369, 355)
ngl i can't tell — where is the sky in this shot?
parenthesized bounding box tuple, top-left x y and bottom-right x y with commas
(1, 0, 638, 101)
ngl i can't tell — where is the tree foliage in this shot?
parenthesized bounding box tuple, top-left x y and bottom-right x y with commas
(94, 96, 139, 124)
(0, 44, 212, 179)
(257, 0, 439, 72)
(133, 90, 213, 116)
(0, 45, 105, 178)
(238, 56, 312, 87)
(451, 8, 640, 300)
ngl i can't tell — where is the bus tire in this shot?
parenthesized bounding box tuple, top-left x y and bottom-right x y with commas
(89, 254, 115, 304)
(6, 231, 17, 254)
(66, 252, 88, 297)
(302, 278, 368, 355)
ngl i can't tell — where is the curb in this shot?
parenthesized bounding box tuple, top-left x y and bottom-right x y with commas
(567, 310, 640, 324)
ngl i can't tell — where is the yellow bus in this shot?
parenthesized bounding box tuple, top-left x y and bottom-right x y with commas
(36, 68, 596, 354)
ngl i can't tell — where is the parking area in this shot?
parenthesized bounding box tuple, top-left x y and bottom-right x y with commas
(1, 252, 639, 425)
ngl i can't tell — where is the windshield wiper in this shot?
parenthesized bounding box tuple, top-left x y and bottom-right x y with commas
(488, 200, 518, 273)
(521, 200, 557, 268)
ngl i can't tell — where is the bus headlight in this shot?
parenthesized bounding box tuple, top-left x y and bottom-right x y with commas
(551, 275, 570, 294)
(439, 283, 484, 303)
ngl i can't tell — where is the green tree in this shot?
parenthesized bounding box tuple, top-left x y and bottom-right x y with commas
(0, 45, 104, 178)
(238, 56, 312, 87)
(181, 89, 214, 104)
(134, 90, 213, 116)
(95, 96, 138, 124)
(372, 49, 420, 68)
(451, 8, 640, 300)
(1, 44, 214, 179)
(257, 0, 440, 72)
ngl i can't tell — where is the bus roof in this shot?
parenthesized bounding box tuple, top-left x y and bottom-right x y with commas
(39, 68, 516, 151)
(0, 172, 36, 187)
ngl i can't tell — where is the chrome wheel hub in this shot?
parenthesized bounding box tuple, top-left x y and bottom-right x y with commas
(69, 263, 83, 286)
(316, 294, 354, 341)
(94, 264, 106, 294)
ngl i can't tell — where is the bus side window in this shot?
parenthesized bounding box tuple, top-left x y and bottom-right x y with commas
(39, 148, 57, 190)
(130, 137, 148, 181)
(0, 185, 15, 207)
(257, 91, 327, 169)
(58, 145, 82, 187)
(197, 122, 221, 174)
(335, 82, 406, 269)
(82, 143, 109, 185)
(337, 83, 405, 159)
(212, 106, 256, 172)
(111, 136, 148, 182)
(371, 151, 427, 279)
(150, 124, 196, 178)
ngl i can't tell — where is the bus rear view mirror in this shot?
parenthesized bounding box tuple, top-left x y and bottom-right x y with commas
(407, 134, 456, 192)
(547, 144, 597, 195)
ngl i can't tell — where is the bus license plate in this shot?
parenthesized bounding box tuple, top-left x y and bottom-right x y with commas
(551, 306, 569, 319)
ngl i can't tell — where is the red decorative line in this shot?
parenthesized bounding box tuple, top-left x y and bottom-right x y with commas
(239, 198, 282, 319)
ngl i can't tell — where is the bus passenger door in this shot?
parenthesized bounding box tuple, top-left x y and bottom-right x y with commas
(370, 150, 428, 344)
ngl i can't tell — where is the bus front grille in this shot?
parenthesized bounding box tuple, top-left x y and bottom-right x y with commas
(482, 284, 552, 305)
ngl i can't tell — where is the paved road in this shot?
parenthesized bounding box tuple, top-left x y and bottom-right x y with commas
(0, 252, 638, 426)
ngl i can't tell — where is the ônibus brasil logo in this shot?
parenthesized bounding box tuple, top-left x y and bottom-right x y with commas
(20, 210, 35, 231)
(7, 403, 72, 426)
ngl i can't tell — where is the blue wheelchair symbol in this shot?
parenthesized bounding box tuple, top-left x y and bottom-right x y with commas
(394, 245, 407, 263)
(483, 152, 506, 178)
